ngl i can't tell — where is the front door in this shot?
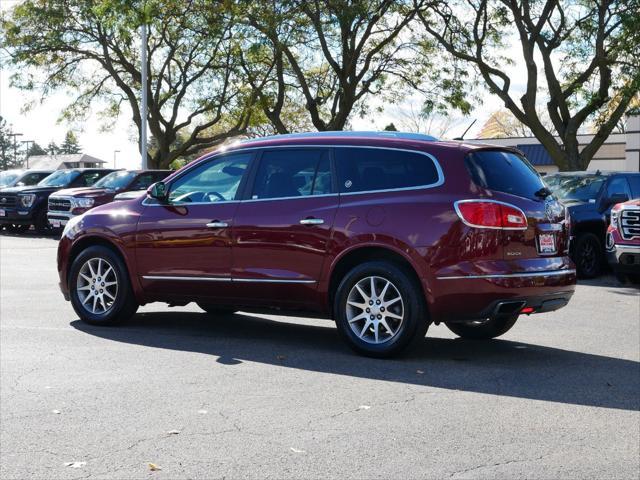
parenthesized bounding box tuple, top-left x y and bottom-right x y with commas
(135, 152, 252, 300)
(232, 148, 338, 309)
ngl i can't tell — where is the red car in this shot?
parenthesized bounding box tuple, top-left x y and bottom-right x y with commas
(57, 132, 576, 357)
(606, 199, 640, 283)
(47, 170, 171, 228)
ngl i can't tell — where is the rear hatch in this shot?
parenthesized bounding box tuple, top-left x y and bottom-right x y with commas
(463, 149, 568, 263)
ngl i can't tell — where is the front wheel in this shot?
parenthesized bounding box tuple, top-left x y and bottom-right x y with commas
(34, 209, 51, 235)
(69, 246, 138, 325)
(334, 261, 428, 358)
(445, 315, 519, 340)
(574, 233, 603, 278)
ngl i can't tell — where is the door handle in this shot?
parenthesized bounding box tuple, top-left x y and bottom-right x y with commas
(300, 218, 324, 225)
(206, 221, 229, 228)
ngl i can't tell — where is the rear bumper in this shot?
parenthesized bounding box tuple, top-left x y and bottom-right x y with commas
(429, 267, 576, 323)
(607, 244, 640, 274)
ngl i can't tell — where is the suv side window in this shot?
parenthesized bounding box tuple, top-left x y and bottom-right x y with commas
(606, 176, 631, 199)
(626, 175, 640, 198)
(334, 147, 440, 193)
(251, 149, 331, 200)
(76, 171, 104, 187)
(168, 154, 251, 204)
(131, 172, 166, 191)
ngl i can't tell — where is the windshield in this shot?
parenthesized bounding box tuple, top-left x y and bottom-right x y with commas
(93, 171, 136, 190)
(38, 170, 80, 187)
(0, 170, 22, 187)
(545, 174, 606, 202)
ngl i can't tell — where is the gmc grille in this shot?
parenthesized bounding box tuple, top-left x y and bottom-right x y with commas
(0, 194, 17, 207)
(620, 208, 640, 240)
(48, 197, 72, 212)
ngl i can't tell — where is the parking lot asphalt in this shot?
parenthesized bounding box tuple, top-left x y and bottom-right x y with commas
(1, 232, 639, 479)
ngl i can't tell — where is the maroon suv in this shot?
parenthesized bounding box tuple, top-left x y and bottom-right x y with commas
(57, 132, 576, 357)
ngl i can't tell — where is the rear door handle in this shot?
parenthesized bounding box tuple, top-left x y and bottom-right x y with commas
(300, 218, 324, 225)
(206, 221, 229, 228)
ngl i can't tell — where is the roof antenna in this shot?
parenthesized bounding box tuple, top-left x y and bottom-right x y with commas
(454, 119, 477, 141)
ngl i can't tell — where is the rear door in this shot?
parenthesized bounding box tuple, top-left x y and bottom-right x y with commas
(464, 150, 568, 261)
(231, 148, 338, 308)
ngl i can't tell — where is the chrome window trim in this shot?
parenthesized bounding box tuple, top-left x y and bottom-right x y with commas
(141, 275, 315, 284)
(141, 144, 444, 206)
(454, 199, 529, 231)
(436, 269, 576, 280)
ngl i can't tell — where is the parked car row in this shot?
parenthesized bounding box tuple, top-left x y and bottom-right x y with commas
(544, 171, 640, 279)
(0, 168, 171, 233)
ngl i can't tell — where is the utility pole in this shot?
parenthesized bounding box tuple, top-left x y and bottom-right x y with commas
(113, 150, 120, 169)
(8, 132, 23, 168)
(21, 140, 33, 168)
(140, 23, 148, 170)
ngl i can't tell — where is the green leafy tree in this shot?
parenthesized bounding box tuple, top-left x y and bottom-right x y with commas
(236, 0, 472, 133)
(383, 123, 398, 131)
(0, 116, 22, 169)
(59, 131, 82, 154)
(27, 142, 47, 156)
(416, 0, 640, 170)
(46, 141, 60, 155)
(1, 0, 256, 168)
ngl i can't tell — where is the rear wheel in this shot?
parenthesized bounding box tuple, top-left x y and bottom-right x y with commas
(445, 315, 518, 339)
(574, 232, 602, 278)
(334, 261, 428, 358)
(69, 246, 138, 325)
(197, 303, 236, 315)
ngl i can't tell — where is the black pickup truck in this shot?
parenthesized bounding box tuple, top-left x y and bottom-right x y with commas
(0, 168, 116, 234)
(545, 171, 640, 278)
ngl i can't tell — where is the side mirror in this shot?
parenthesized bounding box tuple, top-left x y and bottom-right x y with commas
(603, 193, 629, 210)
(147, 181, 168, 201)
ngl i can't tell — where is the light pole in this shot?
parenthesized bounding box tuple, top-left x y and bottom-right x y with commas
(140, 23, 148, 170)
(113, 150, 120, 169)
(20, 140, 34, 168)
(8, 132, 23, 167)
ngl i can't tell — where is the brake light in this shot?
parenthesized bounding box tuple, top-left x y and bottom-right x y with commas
(455, 200, 527, 230)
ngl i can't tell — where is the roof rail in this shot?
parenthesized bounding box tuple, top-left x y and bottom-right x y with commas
(241, 131, 439, 143)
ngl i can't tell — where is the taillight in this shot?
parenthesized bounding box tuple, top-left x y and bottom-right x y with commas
(454, 200, 527, 230)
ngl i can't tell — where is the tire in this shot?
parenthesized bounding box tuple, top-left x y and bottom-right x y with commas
(334, 260, 429, 358)
(573, 232, 603, 278)
(445, 315, 519, 340)
(197, 303, 236, 315)
(34, 209, 51, 235)
(69, 245, 138, 325)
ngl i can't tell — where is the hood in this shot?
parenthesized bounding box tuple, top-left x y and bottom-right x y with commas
(53, 187, 113, 198)
(0, 185, 60, 195)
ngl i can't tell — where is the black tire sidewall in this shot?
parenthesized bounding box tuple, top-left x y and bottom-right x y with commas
(334, 261, 426, 357)
(574, 233, 602, 278)
(69, 245, 135, 325)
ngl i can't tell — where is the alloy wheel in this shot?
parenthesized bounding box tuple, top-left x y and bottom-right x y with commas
(76, 257, 119, 315)
(346, 276, 404, 344)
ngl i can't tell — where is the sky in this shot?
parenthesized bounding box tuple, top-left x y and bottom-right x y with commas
(0, 0, 514, 171)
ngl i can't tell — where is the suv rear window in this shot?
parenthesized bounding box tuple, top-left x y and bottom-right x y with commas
(335, 147, 440, 193)
(465, 150, 545, 200)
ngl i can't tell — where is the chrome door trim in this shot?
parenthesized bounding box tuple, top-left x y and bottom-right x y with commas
(436, 269, 576, 280)
(141, 275, 316, 284)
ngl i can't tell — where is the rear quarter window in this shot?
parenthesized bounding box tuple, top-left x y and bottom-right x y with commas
(335, 147, 440, 193)
(465, 150, 545, 199)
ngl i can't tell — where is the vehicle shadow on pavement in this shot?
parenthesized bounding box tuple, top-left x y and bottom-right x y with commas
(71, 312, 640, 412)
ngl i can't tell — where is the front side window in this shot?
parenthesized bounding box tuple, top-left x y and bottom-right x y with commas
(168, 154, 251, 204)
(606, 176, 631, 199)
(94, 171, 137, 190)
(251, 149, 332, 200)
(77, 171, 107, 187)
(131, 172, 170, 190)
(335, 147, 440, 194)
(547, 174, 606, 202)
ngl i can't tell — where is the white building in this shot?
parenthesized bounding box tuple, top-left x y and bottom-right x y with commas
(23, 153, 107, 170)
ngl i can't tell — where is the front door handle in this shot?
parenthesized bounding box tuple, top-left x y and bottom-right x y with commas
(206, 221, 229, 228)
(300, 218, 324, 225)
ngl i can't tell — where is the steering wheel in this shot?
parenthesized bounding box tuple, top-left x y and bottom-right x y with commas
(205, 191, 225, 202)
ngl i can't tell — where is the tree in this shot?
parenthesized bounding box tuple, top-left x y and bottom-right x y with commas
(416, 0, 640, 170)
(59, 131, 82, 154)
(27, 142, 47, 156)
(46, 141, 60, 155)
(0, 116, 17, 170)
(238, 0, 471, 133)
(1, 0, 256, 169)
(383, 123, 398, 131)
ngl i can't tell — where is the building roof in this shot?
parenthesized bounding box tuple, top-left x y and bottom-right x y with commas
(25, 154, 106, 170)
(516, 144, 555, 166)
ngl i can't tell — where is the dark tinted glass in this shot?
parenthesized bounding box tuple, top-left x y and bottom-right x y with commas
(546, 174, 606, 202)
(335, 147, 439, 193)
(252, 149, 331, 200)
(606, 176, 631, 198)
(465, 150, 545, 199)
(626, 175, 640, 198)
